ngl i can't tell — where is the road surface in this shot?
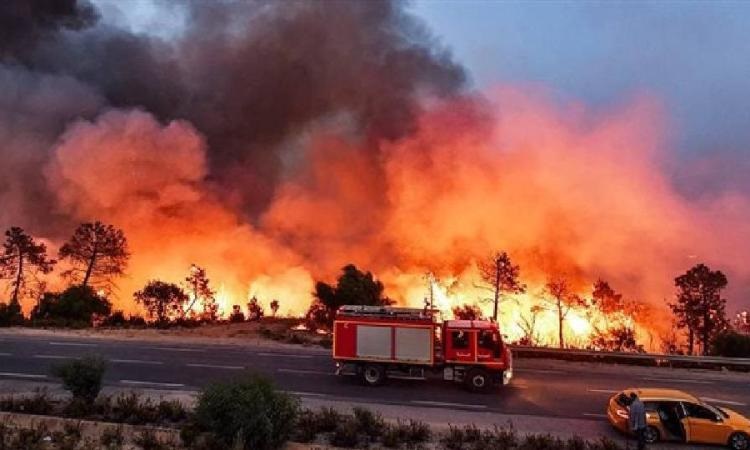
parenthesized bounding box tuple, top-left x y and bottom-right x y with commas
(1, 331, 748, 447)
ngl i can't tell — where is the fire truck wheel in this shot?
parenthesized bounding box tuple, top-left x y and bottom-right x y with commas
(361, 365, 386, 386)
(465, 368, 491, 393)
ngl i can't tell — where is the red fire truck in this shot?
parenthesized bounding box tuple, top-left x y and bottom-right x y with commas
(333, 305, 512, 392)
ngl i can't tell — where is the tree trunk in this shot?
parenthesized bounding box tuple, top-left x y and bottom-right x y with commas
(702, 313, 710, 356)
(558, 301, 565, 349)
(82, 250, 97, 288)
(11, 249, 23, 305)
(492, 265, 500, 322)
(687, 328, 694, 355)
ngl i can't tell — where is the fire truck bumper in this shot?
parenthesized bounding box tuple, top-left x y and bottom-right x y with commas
(502, 368, 513, 385)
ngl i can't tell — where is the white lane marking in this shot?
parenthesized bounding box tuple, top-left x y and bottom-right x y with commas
(583, 413, 608, 418)
(642, 377, 714, 385)
(0, 372, 48, 379)
(34, 354, 71, 360)
(258, 352, 313, 359)
(187, 363, 244, 370)
(285, 391, 327, 397)
(588, 389, 619, 394)
(120, 380, 185, 388)
(49, 341, 97, 347)
(411, 400, 487, 409)
(277, 368, 333, 376)
(111, 359, 163, 365)
(150, 347, 206, 353)
(515, 368, 566, 375)
(701, 397, 747, 407)
(0, 353, 12, 357)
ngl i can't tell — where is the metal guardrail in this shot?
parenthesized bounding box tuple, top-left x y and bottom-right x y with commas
(509, 345, 750, 371)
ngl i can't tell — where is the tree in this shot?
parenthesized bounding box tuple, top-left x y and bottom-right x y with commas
(477, 251, 525, 322)
(670, 264, 729, 355)
(591, 326, 638, 352)
(134, 280, 189, 325)
(735, 310, 750, 334)
(452, 304, 483, 320)
(229, 305, 245, 323)
(517, 304, 543, 346)
(0, 227, 55, 307)
(30, 285, 112, 326)
(59, 222, 129, 291)
(591, 279, 625, 329)
(183, 265, 217, 321)
(307, 264, 392, 328)
(545, 275, 586, 349)
(270, 299, 280, 317)
(247, 296, 264, 321)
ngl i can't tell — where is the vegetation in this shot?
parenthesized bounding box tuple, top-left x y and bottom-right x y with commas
(183, 265, 217, 321)
(545, 275, 586, 349)
(59, 221, 130, 292)
(0, 299, 24, 327)
(247, 296, 264, 321)
(712, 330, 750, 357)
(477, 251, 525, 322)
(670, 263, 729, 355)
(134, 280, 190, 325)
(306, 264, 393, 328)
(0, 226, 55, 307)
(453, 303, 484, 320)
(186, 373, 299, 450)
(30, 285, 112, 327)
(52, 356, 108, 404)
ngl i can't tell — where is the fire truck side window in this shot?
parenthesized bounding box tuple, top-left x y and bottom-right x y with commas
(451, 330, 469, 349)
(478, 330, 502, 356)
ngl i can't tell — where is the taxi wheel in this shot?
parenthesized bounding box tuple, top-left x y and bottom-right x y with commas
(465, 368, 491, 393)
(729, 432, 749, 450)
(361, 365, 386, 386)
(643, 426, 660, 444)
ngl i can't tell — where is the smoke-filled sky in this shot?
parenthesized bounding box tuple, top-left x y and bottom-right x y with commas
(1, 0, 748, 331)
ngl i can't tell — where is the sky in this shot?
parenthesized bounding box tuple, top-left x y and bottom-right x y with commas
(411, 0, 750, 159)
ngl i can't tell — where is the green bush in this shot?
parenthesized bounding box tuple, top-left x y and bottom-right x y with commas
(190, 373, 299, 450)
(353, 407, 386, 440)
(52, 356, 107, 404)
(315, 406, 342, 433)
(100, 426, 125, 449)
(31, 286, 112, 327)
(0, 388, 55, 415)
(292, 409, 320, 443)
(329, 417, 361, 448)
(712, 331, 750, 357)
(0, 300, 24, 327)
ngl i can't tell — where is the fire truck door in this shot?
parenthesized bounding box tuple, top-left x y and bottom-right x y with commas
(447, 329, 475, 362)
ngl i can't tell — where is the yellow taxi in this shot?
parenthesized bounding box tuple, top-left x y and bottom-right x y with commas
(607, 388, 750, 450)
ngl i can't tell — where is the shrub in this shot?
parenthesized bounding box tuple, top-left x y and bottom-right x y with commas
(133, 428, 173, 450)
(101, 311, 127, 327)
(315, 407, 342, 433)
(353, 407, 386, 440)
(0, 300, 24, 327)
(191, 373, 299, 450)
(329, 417, 360, 448)
(52, 356, 107, 404)
(292, 410, 320, 443)
(712, 331, 750, 357)
(100, 426, 125, 449)
(157, 399, 188, 423)
(31, 286, 112, 327)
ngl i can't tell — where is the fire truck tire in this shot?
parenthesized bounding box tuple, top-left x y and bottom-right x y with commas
(361, 365, 386, 386)
(465, 368, 491, 393)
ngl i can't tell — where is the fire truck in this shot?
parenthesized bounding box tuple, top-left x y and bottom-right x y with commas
(333, 305, 512, 392)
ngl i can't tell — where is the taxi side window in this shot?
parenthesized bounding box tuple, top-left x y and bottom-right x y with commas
(684, 403, 718, 421)
(451, 331, 469, 349)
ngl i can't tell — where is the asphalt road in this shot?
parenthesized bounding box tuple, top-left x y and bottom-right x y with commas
(1, 332, 748, 441)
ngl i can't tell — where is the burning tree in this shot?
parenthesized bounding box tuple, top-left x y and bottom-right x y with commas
(670, 263, 729, 355)
(452, 304, 483, 320)
(59, 222, 129, 292)
(477, 251, 525, 322)
(591, 279, 625, 327)
(0, 227, 55, 309)
(183, 264, 217, 321)
(134, 280, 189, 325)
(307, 264, 392, 329)
(517, 304, 543, 346)
(247, 296, 264, 321)
(545, 275, 586, 349)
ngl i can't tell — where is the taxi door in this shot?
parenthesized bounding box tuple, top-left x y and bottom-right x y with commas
(682, 402, 733, 445)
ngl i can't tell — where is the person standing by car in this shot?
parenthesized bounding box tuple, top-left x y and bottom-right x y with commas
(629, 392, 648, 449)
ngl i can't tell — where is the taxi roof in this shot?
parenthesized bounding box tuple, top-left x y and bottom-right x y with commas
(624, 388, 700, 403)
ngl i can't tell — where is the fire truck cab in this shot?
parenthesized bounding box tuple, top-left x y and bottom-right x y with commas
(333, 305, 512, 392)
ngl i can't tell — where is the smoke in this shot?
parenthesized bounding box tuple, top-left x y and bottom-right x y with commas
(0, 0, 748, 338)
